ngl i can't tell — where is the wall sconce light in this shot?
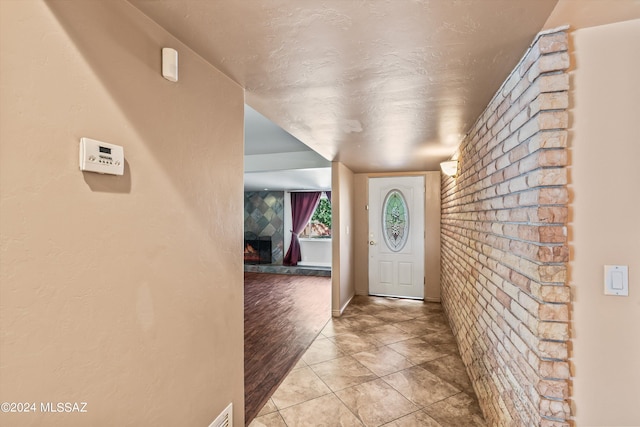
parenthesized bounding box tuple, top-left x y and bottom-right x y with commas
(440, 160, 458, 177)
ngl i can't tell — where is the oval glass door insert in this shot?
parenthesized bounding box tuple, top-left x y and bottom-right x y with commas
(382, 189, 409, 252)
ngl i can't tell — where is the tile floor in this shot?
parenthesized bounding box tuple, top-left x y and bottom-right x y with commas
(248, 295, 486, 427)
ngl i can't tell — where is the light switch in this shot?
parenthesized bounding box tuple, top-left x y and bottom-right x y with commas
(611, 271, 624, 290)
(604, 265, 629, 296)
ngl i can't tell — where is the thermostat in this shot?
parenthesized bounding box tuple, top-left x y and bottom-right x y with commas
(79, 137, 124, 175)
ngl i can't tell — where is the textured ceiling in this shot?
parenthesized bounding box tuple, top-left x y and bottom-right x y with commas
(129, 0, 559, 172)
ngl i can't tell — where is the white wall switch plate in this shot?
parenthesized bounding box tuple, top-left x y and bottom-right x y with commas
(604, 265, 629, 296)
(79, 137, 124, 175)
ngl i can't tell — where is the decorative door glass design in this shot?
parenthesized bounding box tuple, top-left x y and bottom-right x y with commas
(382, 190, 409, 252)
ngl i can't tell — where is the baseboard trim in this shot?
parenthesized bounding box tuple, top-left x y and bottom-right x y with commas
(424, 297, 441, 303)
(332, 293, 355, 317)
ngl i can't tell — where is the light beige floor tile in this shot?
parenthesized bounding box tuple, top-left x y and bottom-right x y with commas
(422, 302, 444, 313)
(372, 308, 418, 323)
(424, 392, 487, 427)
(350, 295, 396, 309)
(420, 354, 475, 396)
(366, 324, 418, 345)
(256, 397, 278, 417)
(336, 379, 418, 426)
(387, 337, 447, 364)
(271, 366, 331, 409)
(423, 312, 449, 325)
(382, 366, 460, 408)
(342, 303, 368, 315)
(381, 409, 442, 426)
(279, 393, 364, 427)
(249, 411, 288, 427)
(310, 355, 378, 392)
(321, 318, 353, 338)
(391, 318, 429, 335)
(351, 346, 414, 377)
(302, 337, 345, 365)
(393, 317, 450, 336)
(330, 332, 381, 354)
(433, 341, 460, 356)
(352, 304, 393, 316)
(390, 301, 436, 318)
(420, 330, 457, 347)
(343, 314, 387, 330)
(263, 296, 486, 426)
(292, 357, 309, 371)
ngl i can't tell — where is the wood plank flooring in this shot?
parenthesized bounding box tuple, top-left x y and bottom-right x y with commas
(244, 272, 331, 425)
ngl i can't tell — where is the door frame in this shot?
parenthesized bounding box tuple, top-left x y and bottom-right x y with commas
(367, 175, 425, 299)
(353, 172, 441, 302)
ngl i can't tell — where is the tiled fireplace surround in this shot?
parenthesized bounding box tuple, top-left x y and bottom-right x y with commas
(244, 191, 285, 265)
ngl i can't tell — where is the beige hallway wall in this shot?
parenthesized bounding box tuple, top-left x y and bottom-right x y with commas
(332, 162, 355, 315)
(544, 0, 640, 30)
(568, 19, 640, 426)
(544, 3, 640, 425)
(0, 1, 245, 425)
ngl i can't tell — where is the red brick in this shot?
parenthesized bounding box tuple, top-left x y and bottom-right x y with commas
(539, 303, 569, 322)
(539, 361, 570, 379)
(510, 270, 531, 292)
(537, 73, 570, 93)
(538, 226, 567, 243)
(496, 288, 512, 309)
(536, 245, 569, 263)
(538, 32, 569, 54)
(534, 206, 568, 224)
(539, 188, 568, 205)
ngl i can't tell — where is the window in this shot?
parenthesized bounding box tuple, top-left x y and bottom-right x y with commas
(300, 195, 331, 238)
(382, 189, 409, 251)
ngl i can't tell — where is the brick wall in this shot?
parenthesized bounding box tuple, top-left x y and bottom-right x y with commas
(441, 28, 570, 426)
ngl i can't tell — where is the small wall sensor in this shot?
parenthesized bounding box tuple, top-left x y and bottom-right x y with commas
(162, 48, 178, 82)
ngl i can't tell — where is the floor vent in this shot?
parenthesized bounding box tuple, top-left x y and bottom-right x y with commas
(209, 403, 232, 427)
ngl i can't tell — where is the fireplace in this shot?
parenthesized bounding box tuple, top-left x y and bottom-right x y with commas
(244, 235, 272, 265)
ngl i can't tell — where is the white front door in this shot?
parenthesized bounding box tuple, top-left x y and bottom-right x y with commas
(368, 176, 425, 299)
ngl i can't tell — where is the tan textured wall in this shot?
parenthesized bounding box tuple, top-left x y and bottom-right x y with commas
(0, 1, 245, 426)
(441, 29, 571, 426)
(332, 162, 355, 315)
(353, 172, 441, 300)
(424, 172, 442, 302)
(353, 174, 369, 294)
(543, 0, 640, 30)
(569, 19, 640, 426)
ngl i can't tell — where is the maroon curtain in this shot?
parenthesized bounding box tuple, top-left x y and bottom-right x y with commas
(325, 191, 331, 204)
(283, 192, 321, 266)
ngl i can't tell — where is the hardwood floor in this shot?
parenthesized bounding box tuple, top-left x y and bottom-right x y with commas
(244, 272, 331, 425)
